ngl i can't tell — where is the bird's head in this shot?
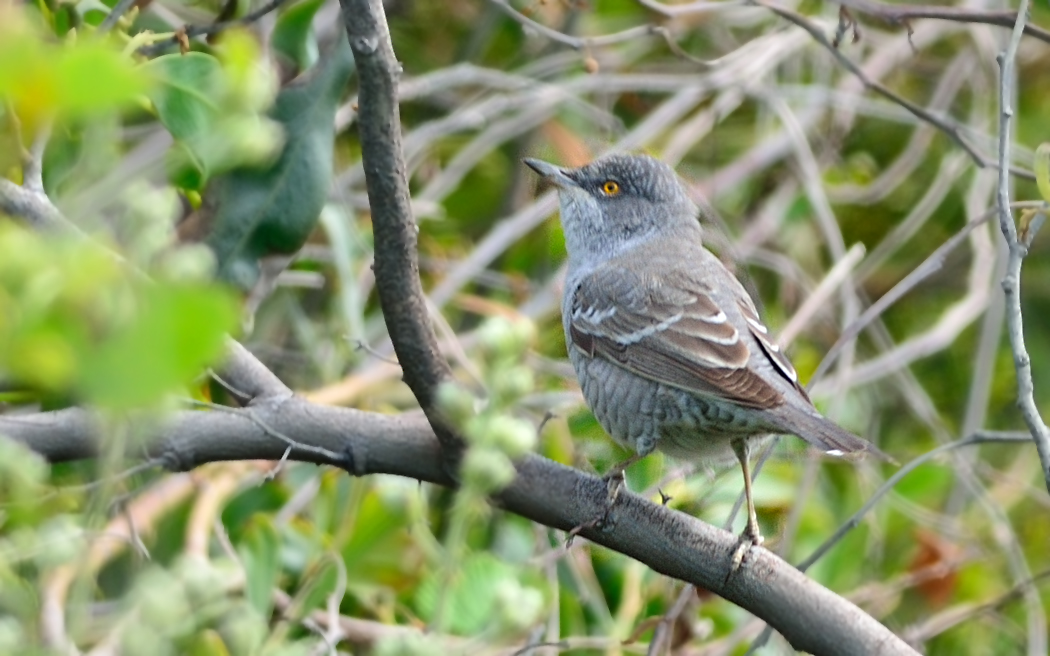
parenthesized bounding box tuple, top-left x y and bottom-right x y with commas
(524, 154, 699, 265)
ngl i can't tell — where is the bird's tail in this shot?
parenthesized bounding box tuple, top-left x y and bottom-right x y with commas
(771, 406, 895, 464)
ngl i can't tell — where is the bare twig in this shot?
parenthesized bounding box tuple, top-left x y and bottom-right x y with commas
(797, 431, 1032, 573)
(778, 243, 865, 346)
(811, 201, 1043, 384)
(902, 569, 1050, 645)
(829, 53, 971, 205)
(0, 178, 68, 231)
(647, 583, 695, 656)
(137, 0, 295, 56)
(490, 0, 660, 49)
(994, 26, 1050, 652)
(636, 0, 749, 18)
(755, 0, 1035, 182)
(97, 0, 138, 33)
(744, 430, 1034, 653)
(995, 1, 1050, 498)
(40, 474, 197, 653)
(835, 0, 1050, 47)
(21, 124, 51, 193)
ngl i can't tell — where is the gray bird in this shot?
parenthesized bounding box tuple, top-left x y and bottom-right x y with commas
(524, 153, 887, 548)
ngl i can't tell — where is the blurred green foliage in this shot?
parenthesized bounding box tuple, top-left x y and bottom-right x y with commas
(1, 0, 1050, 654)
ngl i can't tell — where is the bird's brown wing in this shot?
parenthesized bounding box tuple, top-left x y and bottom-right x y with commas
(569, 265, 786, 409)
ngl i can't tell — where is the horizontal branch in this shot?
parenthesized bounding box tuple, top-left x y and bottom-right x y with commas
(0, 400, 917, 656)
(836, 0, 1050, 46)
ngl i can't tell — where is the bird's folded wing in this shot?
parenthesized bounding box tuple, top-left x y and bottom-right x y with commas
(569, 266, 786, 410)
(735, 293, 811, 402)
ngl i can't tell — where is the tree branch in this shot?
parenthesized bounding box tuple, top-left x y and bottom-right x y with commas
(835, 0, 1050, 47)
(995, 2, 1050, 497)
(137, 0, 295, 57)
(341, 0, 461, 463)
(0, 402, 918, 656)
(0, 178, 68, 231)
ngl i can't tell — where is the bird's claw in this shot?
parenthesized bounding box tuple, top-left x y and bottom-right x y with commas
(729, 528, 764, 574)
(566, 466, 633, 545)
(603, 468, 627, 505)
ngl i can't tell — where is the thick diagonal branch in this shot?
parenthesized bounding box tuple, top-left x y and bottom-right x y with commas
(0, 402, 917, 656)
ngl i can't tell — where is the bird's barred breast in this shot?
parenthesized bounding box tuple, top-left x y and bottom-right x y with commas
(570, 349, 767, 465)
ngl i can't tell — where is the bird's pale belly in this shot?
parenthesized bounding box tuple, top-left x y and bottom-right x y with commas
(571, 351, 770, 465)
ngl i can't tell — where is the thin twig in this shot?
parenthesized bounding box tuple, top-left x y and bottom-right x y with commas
(996, 17, 1050, 648)
(995, 0, 1050, 497)
(745, 431, 1035, 653)
(98, 0, 138, 33)
(636, 0, 749, 18)
(22, 124, 51, 193)
(489, 0, 660, 50)
(137, 0, 295, 57)
(797, 431, 1032, 573)
(755, 0, 1035, 182)
(0, 178, 68, 230)
(835, 0, 1050, 47)
(182, 399, 345, 462)
(902, 569, 1050, 645)
(811, 201, 1043, 383)
(647, 583, 695, 656)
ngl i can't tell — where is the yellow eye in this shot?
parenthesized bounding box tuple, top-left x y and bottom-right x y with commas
(601, 180, 620, 196)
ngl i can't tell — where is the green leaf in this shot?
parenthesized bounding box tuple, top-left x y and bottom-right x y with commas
(340, 487, 412, 583)
(75, 0, 112, 26)
(203, 37, 354, 289)
(144, 53, 224, 142)
(79, 283, 238, 408)
(0, 18, 146, 128)
(270, 0, 326, 72)
(143, 43, 283, 187)
(144, 52, 226, 187)
(186, 629, 233, 656)
(42, 122, 85, 196)
(238, 515, 281, 618)
(414, 553, 516, 635)
(1035, 143, 1050, 203)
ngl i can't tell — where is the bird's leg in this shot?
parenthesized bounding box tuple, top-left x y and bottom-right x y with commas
(602, 453, 642, 505)
(729, 438, 763, 571)
(567, 453, 642, 545)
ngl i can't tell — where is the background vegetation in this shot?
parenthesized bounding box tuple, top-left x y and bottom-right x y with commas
(1, 0, 1050, 654)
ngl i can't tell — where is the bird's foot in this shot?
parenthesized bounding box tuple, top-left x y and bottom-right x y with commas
(565, 458, 639, 546)
(729, 525, 764, 573)
(603, 467, 628, 505)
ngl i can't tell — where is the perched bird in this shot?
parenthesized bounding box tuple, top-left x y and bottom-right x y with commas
(524, 153, 886, 549)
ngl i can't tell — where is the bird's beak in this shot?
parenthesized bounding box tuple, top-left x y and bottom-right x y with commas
(523, 158, 577, 188)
